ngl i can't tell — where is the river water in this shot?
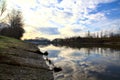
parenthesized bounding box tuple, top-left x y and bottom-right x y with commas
(39, 45, 120, 80)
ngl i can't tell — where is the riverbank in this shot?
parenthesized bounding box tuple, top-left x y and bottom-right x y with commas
(0, 36, 54, 80)
(52, 37, 120, 50)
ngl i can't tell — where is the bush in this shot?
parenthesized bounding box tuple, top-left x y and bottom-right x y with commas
(0, 9, 25, 39)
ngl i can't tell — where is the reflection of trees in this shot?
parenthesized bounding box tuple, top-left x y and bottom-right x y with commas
(84, 48, 91, 56)
(55, 44, 120, 59)
(82, 48, 120, 59)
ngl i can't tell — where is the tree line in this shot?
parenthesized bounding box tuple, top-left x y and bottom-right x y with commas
(86, 30, 120, 38)
(52, 30, 120, 46)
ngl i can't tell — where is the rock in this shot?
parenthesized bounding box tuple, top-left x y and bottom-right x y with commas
(34, 49, 43, 55)
(53, 67, 62, 72)
(44, 51, 48, 56)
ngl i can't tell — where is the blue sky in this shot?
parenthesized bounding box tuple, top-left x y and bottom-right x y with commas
(5, 0, 120, 39)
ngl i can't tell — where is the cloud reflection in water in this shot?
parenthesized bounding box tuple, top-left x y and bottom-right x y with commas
(39, 45, 120, 80)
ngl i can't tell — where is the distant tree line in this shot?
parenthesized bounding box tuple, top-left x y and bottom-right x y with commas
(86, 30, 120, 38)
(52, 30, 120, 46)
(0, 0, 25, 39)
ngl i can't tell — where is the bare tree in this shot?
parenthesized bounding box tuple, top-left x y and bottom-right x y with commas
(100, 31, 103, 38)
(88, 30, 90, 38)
(96, 32, 99, 38)
(8, 9, 23, 27)
(0, 0, 6, 17)
(0, 9, 25, 39)
(86, 30, 91, 38)
(8, 9, 25, 39)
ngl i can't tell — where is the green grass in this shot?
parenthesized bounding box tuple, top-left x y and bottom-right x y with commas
(0, 35, 38, 54)
(0, 36, 22, 49)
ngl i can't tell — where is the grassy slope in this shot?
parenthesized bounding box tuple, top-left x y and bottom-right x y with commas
(0, 36, 53, 80)
(0, 36, 23, 49)
(0, 36, 39, 51)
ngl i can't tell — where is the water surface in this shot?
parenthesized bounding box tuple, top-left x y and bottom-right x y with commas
(39, 45, 120, 80)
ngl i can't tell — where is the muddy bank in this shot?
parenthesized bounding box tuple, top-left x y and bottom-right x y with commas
(0, 36, 54, 80)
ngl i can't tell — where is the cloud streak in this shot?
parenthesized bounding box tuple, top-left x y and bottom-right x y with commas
(6, 0, 120, 39)
(38, 27, 60, 35)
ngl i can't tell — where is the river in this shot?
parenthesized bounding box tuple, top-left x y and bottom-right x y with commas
(39, 44, 120, 80)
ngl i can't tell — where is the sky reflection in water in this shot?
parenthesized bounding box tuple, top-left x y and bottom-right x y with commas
(39, 45, 120, 80)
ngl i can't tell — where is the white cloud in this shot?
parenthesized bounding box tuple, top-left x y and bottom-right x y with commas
(7, 0, 37, 9)
(6, 0, 119, 39)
